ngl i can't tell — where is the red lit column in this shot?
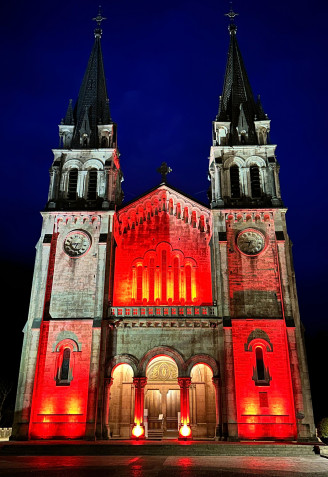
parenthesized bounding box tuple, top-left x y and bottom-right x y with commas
(212, 376, 222, 440)
(131, 377, 147, 439)
(102, 377, 113, 439)
(286, 327, 308, 440)
(223, 327, 238, 440)
(178, 377, 192, 440)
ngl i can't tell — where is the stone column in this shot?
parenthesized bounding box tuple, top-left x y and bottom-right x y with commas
(212, 376, 222, 440)
(286, 327, 310, 440)
(102, 377, 113, 438)
(215, 165, 224, 205)
(269, 164, 277, 198)
(178, 377, 192, 439)
(223, 327, 238, 440)
(131, 377, 147, 439)
(160, 389, 167, 432)
(102, 165, 111, 209)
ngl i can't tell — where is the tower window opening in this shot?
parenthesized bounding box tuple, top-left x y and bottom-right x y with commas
(230, 165, 240, 198)
(56, 347, 72, 386)
(87, 169, 98, 200)
(67, 169, 78, 200)
(255, 347, 265, 381)
(250, 165, 261, 198)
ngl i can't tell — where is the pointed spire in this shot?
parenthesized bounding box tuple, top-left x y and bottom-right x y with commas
(63, 99, 74, 125)
(217, 7, 267, 145)
(69, 6, 111, 148)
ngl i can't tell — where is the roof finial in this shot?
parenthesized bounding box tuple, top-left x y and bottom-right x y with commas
(157, 162, 172, 183)
(93, 5, 107, 38)
(225, 2, 238, 34)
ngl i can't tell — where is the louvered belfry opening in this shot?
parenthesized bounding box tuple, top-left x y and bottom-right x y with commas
(87, 169, 98, 200)
(230, 165, 241, 198)
(67, 169, 78, 200)
(250, 165, 261, 198)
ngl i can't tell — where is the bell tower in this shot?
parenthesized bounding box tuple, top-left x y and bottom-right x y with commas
(209, 11, 281, 209)
(12, 9, 122, 440)
(209, 9, 315, 440)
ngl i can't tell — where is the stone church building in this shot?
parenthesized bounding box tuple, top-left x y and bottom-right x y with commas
(13, 10, 315, 441)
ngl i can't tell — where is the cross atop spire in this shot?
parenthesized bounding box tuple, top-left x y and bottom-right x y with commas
(224, 3, 238, 34)
(93, 5, 107, 38)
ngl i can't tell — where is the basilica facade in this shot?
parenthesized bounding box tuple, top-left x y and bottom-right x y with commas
(12, 11, 315, 441)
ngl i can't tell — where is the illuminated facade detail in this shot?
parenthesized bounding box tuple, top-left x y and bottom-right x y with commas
(13, 10, 316, 444)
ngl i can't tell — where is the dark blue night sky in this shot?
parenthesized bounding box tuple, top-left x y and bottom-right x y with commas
(0, 0, 327, 421)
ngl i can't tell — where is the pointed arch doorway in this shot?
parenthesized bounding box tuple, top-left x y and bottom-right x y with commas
(145, 356, 180, 439)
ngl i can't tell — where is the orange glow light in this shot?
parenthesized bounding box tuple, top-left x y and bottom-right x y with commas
(131, 424, 144, 439)
(179, 424, 192, 438)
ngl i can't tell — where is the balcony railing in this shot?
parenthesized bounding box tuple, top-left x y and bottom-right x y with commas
(108, 305, 218, 318)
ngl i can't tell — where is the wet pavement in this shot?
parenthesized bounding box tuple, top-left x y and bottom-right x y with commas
(0, 455, 328, 476)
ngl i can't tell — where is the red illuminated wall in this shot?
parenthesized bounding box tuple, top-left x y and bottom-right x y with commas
(29, 320, 93, 439)
(113, 190, 213, 306)
(231, 319, 296, 440)
(226, 213, 282, 318)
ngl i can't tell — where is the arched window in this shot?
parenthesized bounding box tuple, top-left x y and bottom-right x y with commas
(185, 264, 192, 303)
(255, 347, 265, 381)
(149, 258, 155, 304)
(253, 345, 271, 386)
(136, 266, 143, 302)
(67, 169, 78, 200)
(230, 165, 240, 198)
(56, 347, 72, 386)
(173, 257, 179, 303)
(250, 165, 261, 198)
(161, 250, 167, 303)
(87, 169, 98, 200)
(101, 136, 108, 147)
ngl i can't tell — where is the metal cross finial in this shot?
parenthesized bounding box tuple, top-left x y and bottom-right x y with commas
(225, 2, 239, 21)
(225, 2, 238, 34)
(93, 5, 107, 26)
(157, 162, 172, 183)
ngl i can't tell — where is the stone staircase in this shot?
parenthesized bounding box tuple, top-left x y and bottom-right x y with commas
(147, 429, 164, 440)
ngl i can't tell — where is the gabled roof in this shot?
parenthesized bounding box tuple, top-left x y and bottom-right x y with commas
(217, 22, 267, 145)
(118, 182, 210, 213)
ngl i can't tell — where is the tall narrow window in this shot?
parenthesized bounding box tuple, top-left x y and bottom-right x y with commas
(67, 169, 78, 200)
(255, 347, 265, 381)
(61, 348, 71, 380)
(250, 165, 261, 198)
(185, 265, 192, 303)
(230, 165, 240, 198)
(87, 169, 98, 200)
(137, 266, 143, 302)
(173, 257, 179, 303)
(161, 250, 167, 303)
(149, 258, 155, 304)
(56, 347, 72, 386)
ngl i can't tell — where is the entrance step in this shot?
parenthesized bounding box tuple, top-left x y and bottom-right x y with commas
(147, 430, 164, 440)
(0, 441, 321, 457)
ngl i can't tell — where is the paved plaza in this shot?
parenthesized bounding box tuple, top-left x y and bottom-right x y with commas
(0, 455, 328, 476)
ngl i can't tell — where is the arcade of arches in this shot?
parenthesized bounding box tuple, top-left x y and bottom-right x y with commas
(104, 356, 218, 439)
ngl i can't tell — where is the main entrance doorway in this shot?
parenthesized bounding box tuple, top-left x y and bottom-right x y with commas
(145, 356, 180, 438)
